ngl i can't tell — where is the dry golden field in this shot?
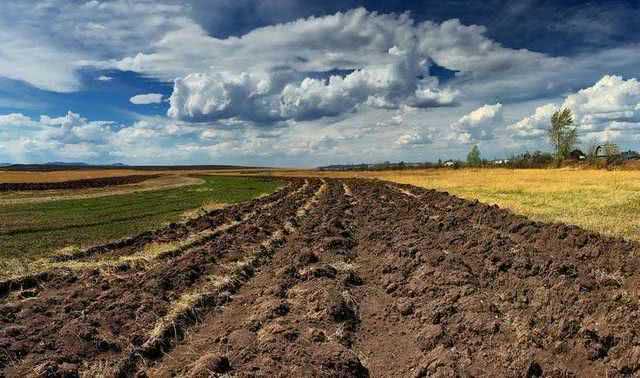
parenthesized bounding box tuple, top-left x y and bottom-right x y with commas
(0, 168, 273, 183)
(0, 169, 146, 183)
(267, 168, 640, 242)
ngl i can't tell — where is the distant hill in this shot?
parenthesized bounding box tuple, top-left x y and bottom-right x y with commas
(2, 163, 265, 171)
(0, 163, 12, 167)
(45, 161, 90, 166)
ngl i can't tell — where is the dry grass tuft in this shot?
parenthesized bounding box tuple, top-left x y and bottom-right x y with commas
(180, 202, 226, 221)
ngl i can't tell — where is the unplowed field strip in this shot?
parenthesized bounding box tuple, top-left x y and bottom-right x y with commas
(0, 181, 304, 293)
(2, 178, 640, 377)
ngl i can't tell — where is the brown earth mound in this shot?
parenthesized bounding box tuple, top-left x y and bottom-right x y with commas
(0, 175, 160, 191)
(1, 178, 640, 377)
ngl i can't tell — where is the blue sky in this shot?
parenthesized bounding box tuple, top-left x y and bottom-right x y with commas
(1, 0, 640, 166)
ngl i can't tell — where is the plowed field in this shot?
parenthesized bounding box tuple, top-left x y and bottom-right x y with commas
(1, 178, 639, 377)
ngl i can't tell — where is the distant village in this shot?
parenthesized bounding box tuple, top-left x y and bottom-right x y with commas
(318, 145, 640, 171)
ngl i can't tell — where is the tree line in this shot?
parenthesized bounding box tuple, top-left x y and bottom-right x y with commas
(465, 108, 632, 169)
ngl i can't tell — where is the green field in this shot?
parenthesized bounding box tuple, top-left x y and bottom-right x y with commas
(0, 176, 282, 261)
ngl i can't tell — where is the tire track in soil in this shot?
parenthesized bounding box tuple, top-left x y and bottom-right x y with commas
(146, 180, 369, 377)
(0, 179, 321, 376)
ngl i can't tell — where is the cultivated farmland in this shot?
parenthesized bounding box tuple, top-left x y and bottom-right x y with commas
(269, 168, 640, 242)
(1, 176, 639, 376)
(0, 175, 281, 266)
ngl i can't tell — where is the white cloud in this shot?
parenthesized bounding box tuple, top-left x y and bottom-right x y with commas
(508, 103, 558, 140)
(565, 75, 640, 132)
(0, 0, 190, 92)
(97, 75, 113, 81)
(40, 111, 115, 144)
(0, 106, 459, 166)
(418, 19, 556, 76)
(168, 45, 458, 123)
(130, 93, 164, 105)
(450, 103, 503, 143)
(100, 8, 419, 80)
(168, 72, 281, 122)
(396, 131, 433, 146)
(3, 4, 640, 163)
(509, 75, 640, 143)
(0, 113, 38, 127)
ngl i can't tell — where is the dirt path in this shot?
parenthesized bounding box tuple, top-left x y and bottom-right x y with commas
(2, 178, 640, 377)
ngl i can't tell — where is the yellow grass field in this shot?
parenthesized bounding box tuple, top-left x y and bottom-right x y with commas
(0, 169, 145, 183)
(0, 168, 273, 183)
(269, 168, 640, 242)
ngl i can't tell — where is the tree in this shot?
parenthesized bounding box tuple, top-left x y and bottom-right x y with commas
(548, 108, 577, 162)
(466, 145, 482, 167)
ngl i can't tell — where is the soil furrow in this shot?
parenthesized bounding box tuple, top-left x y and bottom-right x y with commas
(52, 180, 300, 263)
(0, 179, 320, 376)
(3, 178, 640, 377)
(348, 180, 640, 377)
(111, 180, 328, 377)
(145, 180, 369, 377)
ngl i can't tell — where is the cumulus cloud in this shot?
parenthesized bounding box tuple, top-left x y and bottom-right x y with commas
(4, 4, 640, 163)
(508, 103, 557, 140)
(167, 43, 458, 123)
(509, 75, 640, 142)
(3, 1, 640, 105)
(450, 103, 503, 143)
(0, 113, 38, 127)
(97, 75, 113, 81)
(39, 111, 115, 144)
(130, 93, 164, 105)
(396, 131, 433, 146)
(418, 19, 555, 76)
(168, 72, 282, 122)
(0, 111, 194, 163)
(0, 106, 456, 166)
(565, 75, 640, 132)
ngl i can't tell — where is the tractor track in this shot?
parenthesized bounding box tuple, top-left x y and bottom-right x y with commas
(2, 178, 640, 377)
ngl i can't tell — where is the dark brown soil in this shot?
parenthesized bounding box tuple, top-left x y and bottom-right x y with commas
(0, 175, 159, 191)
(2, 178, 640, 377)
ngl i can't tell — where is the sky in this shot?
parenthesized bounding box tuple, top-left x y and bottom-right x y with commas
(1, 0, 640, 167)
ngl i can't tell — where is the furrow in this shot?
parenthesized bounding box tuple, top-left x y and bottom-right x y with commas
(108, 180, 327, 377)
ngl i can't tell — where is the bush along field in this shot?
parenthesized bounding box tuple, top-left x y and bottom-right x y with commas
(0, 176, 282, 266)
